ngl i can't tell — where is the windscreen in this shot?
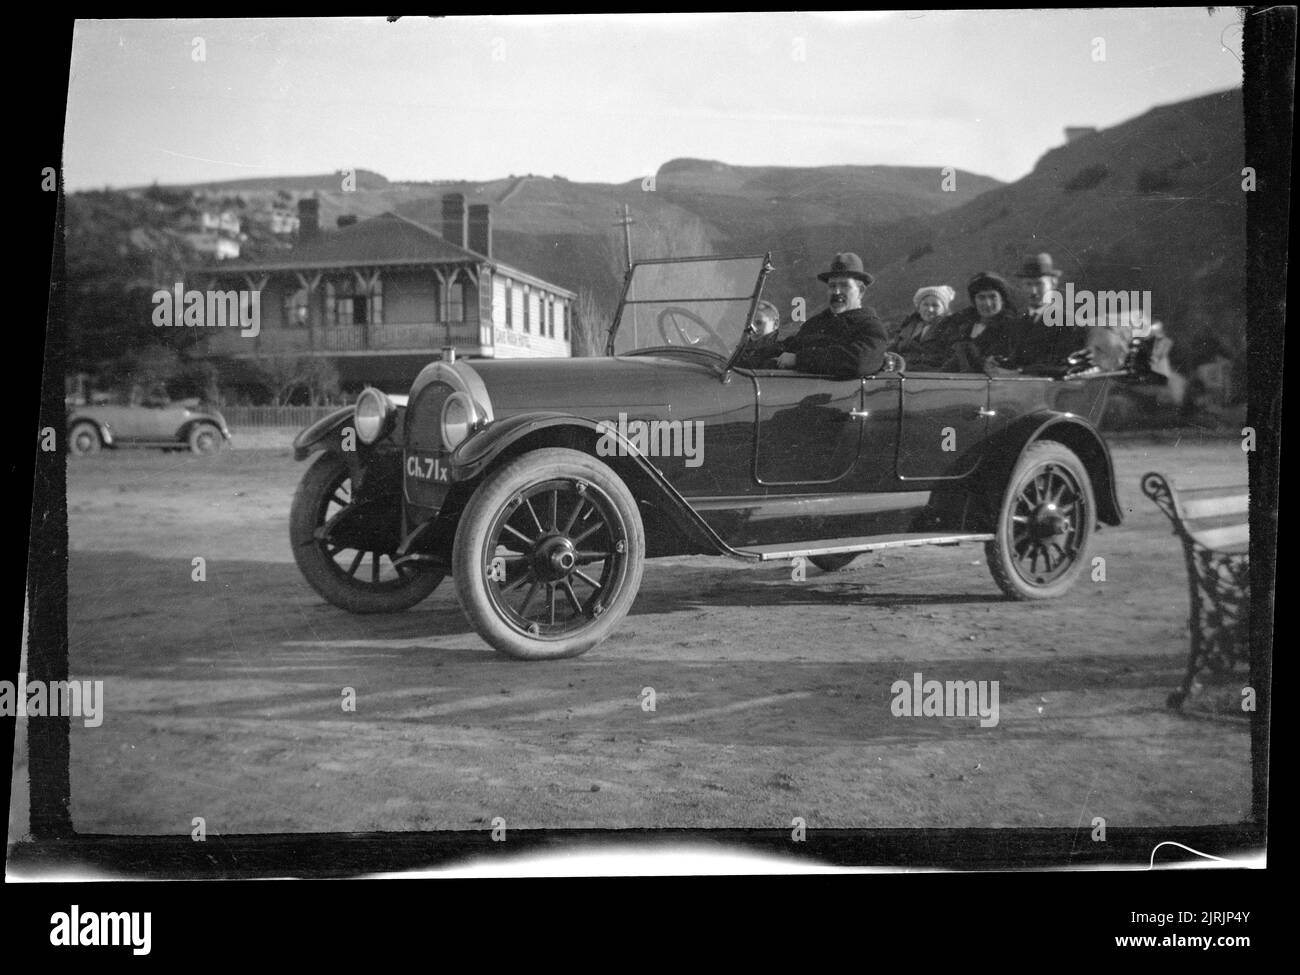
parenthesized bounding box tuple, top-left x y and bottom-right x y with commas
(610, 256, 765, 357)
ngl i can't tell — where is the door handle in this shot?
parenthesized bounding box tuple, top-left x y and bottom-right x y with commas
(975, 408, 997, 418)
(850, 409, 870, 419)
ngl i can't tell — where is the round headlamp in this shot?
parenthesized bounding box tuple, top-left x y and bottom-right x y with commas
(354, 388, 394, 444)
(441, 391, 479, 450)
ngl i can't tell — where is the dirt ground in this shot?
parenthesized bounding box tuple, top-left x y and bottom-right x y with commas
(12, 431, 1255, 839)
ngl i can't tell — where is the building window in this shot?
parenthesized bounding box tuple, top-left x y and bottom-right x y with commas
(325, 277, 370, 326)
(371, 276, 383, 325)
(504, 282, 513, 329)
(283, 287, 309, 327)
(449, 280, 465, 323)
(523, 288, 531, 333)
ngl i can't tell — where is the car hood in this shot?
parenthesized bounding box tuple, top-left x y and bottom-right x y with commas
(461, 355, 720, 419)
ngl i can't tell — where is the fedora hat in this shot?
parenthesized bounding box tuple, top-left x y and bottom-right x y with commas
(1014, 252, 1063, 279)
(817, 252, 875, 286)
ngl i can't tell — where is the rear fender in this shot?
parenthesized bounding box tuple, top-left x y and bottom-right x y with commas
(977, 412, 1123, 527)
(177, 415, 231, 444)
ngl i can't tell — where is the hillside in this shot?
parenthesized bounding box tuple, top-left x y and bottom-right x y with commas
(83, 87, 1244, 376)
(856, 88, 1245, 369)
(144, 162, 1001, 314)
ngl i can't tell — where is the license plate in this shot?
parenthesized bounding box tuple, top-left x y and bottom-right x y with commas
(405, 452, 451, 484)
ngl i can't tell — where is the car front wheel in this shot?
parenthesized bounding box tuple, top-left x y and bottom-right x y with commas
(452, 447, 645, 660)
(290, 451, 444, 613)
(68, 421, 102, 456)
(985, 440, 1095, 599)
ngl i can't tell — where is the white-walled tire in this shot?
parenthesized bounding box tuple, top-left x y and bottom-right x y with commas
(452, 448, 645, 660)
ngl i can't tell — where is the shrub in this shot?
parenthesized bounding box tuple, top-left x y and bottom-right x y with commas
(1063, 164, 1110, 192)
(1136, 167, 1175, 193)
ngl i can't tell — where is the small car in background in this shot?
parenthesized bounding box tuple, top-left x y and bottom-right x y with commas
(66, 394, 232, 455)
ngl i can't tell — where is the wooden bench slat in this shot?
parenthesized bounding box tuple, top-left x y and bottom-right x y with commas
(1187, 523, 1250, 552)
(1179, 494, 1249, 519)
(1173, 482, 1249, 498)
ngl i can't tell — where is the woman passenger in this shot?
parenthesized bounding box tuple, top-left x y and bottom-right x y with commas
(941, 271, 1020, 373)
(889, 285, 956, 371)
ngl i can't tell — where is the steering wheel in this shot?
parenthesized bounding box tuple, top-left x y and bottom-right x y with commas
(654, 306, 726, 351)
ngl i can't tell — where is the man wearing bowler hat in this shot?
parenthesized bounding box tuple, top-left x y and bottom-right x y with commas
(776, 252, 889, 377)
(1006, 252, 1084, 374)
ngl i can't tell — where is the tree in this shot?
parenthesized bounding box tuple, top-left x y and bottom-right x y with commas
(64, 191, 199, 369)
(571, 288, 611, 357)
(96, 343, 183, 403)
(254, 352, 340, 405)
(172, 357, 222, 404)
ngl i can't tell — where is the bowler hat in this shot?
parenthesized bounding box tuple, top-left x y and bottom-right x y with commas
(817, 252, 875, 286)
(1014, 253, 1063, 279)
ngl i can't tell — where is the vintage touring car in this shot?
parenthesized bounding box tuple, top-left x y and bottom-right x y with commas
(67, 394, 231, 455)
(289, 254, 1158, 659)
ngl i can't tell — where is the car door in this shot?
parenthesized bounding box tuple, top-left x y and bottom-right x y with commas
(751, 373, 864, 485)
(96, 405, 146, 443)
(896, 374, 991, 480)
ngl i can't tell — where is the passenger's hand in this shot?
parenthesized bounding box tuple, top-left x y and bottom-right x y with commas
(776, 352, 797, 369)
(983, 356, 1019, 377)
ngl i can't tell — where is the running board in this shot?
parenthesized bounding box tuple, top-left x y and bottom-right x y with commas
(732, 533, 994, 562)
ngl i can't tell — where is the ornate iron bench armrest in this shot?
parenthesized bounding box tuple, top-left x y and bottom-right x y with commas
(1141, 472, 1250, 709)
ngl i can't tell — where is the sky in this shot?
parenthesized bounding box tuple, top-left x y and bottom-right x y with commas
(62, 10, 1245, 191)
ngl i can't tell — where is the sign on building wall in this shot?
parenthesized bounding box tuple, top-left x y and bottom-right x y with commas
(494, 327, 533, 350)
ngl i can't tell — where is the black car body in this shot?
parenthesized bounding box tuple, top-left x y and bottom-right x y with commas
(290, 254, 1154, 659)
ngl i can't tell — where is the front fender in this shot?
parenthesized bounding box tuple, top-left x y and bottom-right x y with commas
(292, 404, 408, 459)
(449, 412, 746, 558)
(292, 406, 355, 460)
(68, 414, 116, 447)
(450, 412, 609, 480)
(981, 411, 1123, 526)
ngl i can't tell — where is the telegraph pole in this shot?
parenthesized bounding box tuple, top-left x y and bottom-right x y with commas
(614, 204, 636, 271)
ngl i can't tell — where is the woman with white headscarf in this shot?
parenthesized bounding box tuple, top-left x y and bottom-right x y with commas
(889, 285, 956, 371)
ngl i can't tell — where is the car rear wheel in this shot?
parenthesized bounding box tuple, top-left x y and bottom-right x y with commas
(68, 421, 102, 456)
(290, 451, 443, 613)
(985, 440, 1094, 599)
(189, 422, 224, 454)
(452, 448, 645, 660)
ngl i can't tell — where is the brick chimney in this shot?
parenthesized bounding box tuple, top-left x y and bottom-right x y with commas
(441, 193, 467, 248)
(298, 197, 320, 242)
(467, 204, 492, 258)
